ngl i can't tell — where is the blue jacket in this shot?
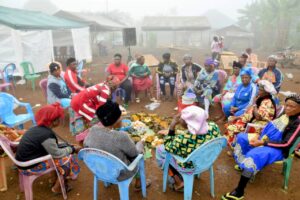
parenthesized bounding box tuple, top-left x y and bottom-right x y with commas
(258, 67, 283, 92)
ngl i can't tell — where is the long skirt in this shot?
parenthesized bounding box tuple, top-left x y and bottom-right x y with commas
(233, 123, 284, 174)
(156, 145, 194, 175)
(132, 77, 152, 91)
(19, 155, 80, 179)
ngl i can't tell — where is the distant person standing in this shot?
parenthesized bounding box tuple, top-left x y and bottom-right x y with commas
(211, 36, 221, 60)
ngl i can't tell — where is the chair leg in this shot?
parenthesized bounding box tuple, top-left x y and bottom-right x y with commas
(57, 175, 67, 200)
(283, 159, 292, 190)
(139, 159, 147, 198)
(182, 174, 195, 200)
(162, 154, 171, 193)
(0, 158, 7, 192)
(94, 176, 98, 200)
(19, 174, 24, 192)
(31, 80, 35, 91)
(22, 176, 35, 200)
(117, 179, 131, 200)
(209, 166, 215, 198)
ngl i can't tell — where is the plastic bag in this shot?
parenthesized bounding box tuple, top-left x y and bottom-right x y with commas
(145, 102, 160, 111)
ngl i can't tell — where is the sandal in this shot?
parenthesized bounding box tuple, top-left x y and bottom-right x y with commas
(221, 192, 244, 200)
(173, 184, 184, 193)
(234, 165, 242, 172)
(52, 184, 73, 195)
(135, 98, 140, 103)
(134, 179, 151, 192)
(150, 97, 157, 102)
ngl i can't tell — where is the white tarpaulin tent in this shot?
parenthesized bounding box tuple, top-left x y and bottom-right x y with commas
(0, 6, 91, 76)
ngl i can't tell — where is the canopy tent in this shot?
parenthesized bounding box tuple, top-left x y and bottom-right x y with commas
(0, 6, 91, 76)
(54, 10, 126, 31)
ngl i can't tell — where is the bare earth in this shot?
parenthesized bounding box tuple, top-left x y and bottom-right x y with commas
(1, 48, 300, 200)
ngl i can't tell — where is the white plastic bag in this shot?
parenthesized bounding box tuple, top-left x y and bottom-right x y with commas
(145, 102, 160, 111)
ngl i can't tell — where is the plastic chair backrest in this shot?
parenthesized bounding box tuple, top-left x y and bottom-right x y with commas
(39, 79, 48, 97)
(183, 137, 227, 174)
(3, 63, 16, 81)
(0, 135, 17, 163)
(288, 125, 300, 155)
(0, 93, 17, 119)
(79, 148, 128, 183)
(20, 61, 35, 76)
(77, 60, 84, 77)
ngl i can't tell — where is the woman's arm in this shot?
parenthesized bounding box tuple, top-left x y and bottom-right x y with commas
(48, 83, 70, 99)
(117, 133, 139, 161)
(41, 138, 74, 159)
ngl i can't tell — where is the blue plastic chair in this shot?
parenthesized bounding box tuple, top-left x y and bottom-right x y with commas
(112, 88, 126, 102)
(0, 92, 36, 129)
(78, 148, 147, 200)
(77, 60, 84, 78)
(3, 63, 17, 86)
(162, 137, 227, 200)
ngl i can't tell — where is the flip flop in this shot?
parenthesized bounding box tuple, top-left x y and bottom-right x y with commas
(173, 185, 184, 193)
(221, 192, 244, 200)
(234, 165, 242, 172)
(134, 179, 151, 192)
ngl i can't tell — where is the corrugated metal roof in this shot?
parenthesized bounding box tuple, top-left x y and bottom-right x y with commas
(141, 16, 211, 31)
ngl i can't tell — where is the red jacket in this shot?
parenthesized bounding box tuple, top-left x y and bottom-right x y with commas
(64, 68, 85, 93)
(71, 83, 110, 121)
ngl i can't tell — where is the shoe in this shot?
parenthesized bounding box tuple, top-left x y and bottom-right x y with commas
(234, 165, 242, 172)
(136, 98, 140, 103)
(221, 191, 244, 200)
(174, 107, 178, 111)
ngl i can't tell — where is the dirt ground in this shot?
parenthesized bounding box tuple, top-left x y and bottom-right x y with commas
(1, 48, 300, 200)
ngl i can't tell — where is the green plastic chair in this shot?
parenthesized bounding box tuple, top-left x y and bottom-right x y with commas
(20, 61, 41, 91)
(277, 125, 300, 190)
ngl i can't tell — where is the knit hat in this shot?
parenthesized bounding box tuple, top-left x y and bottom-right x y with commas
(96, 101, 122, 126)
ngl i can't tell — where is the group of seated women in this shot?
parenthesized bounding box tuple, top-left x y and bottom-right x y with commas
(13, 51, 299, 200)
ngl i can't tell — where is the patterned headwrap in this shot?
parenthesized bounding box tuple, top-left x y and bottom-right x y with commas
(285, 94, 300, 104)
(258, 80, 277, 95)
(204, 58, 217, 67)
(181, 106, 209, 135)
(240, 68, 252, 77)
(35, 103, 64, 127)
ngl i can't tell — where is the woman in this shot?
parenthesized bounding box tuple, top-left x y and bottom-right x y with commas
(211, 36, 221, 60)
(129, 55, 156, 103)
(239, 54, 259, 83)
(107, 53, 132, 107)
(222, 94, 300, 200)
(179, 54, 202, 95)
(225, 80, 277, 147)
(156, 106, 221, 191)
(157, 53, 179, 101)
(69, 76, 119, 142)
(214, 61, 242, 120)
(194, 58, 220, 117)
(15, 103, 81, 194)
(84, 101, 151, 190)
(47, 62, 71, 108)
(258, 55, 283, 92)
(230, 68, 257, 117)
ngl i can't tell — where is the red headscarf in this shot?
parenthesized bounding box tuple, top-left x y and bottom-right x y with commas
(35, 103, 64, 127)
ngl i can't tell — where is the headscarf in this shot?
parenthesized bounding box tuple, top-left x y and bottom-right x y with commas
(96, 101, 122, 126)
(181, 106, 209, 135)
(204, 58, 217, 67)
(258, 80, 277, 95)
(268, 55, 278, 62)
(240, 68, 252, 77)
(232, 61, 243, 69)
(183, 54, 192, 60)
(47, 61, 62, 73)
(285, 94, 300, 104)
(35, 103, 64, 127)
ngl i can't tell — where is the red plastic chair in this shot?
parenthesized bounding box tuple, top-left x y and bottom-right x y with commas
(39, 78, 48, 100)
(0, 135, 67, 200)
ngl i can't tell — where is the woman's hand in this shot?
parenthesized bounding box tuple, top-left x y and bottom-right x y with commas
(253, 105, 262, 120)
(249, 138, 264, 147)
(230, 106, 238, 114)
(73, 145, 82, 154)
(170, 114, 181, 130)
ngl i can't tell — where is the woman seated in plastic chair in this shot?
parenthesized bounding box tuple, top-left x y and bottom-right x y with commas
(213, 61, 242, 122)
(222, 94, 300, 200)
(107, 53, 132, 107)
(129, 55, 156, 103)
(156, 106, 221, 192)
(224, 80, 277, 149)
(239, 54, 259, 83)
(193, 58, 220, 117)
(70, 76, 120, 143)
(84, 101, 151, 191)
(15, 103, 81, 195)
(229, 68, 258, 117)
(177, 54, 202, 97)
(47, 62, 71, 108)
